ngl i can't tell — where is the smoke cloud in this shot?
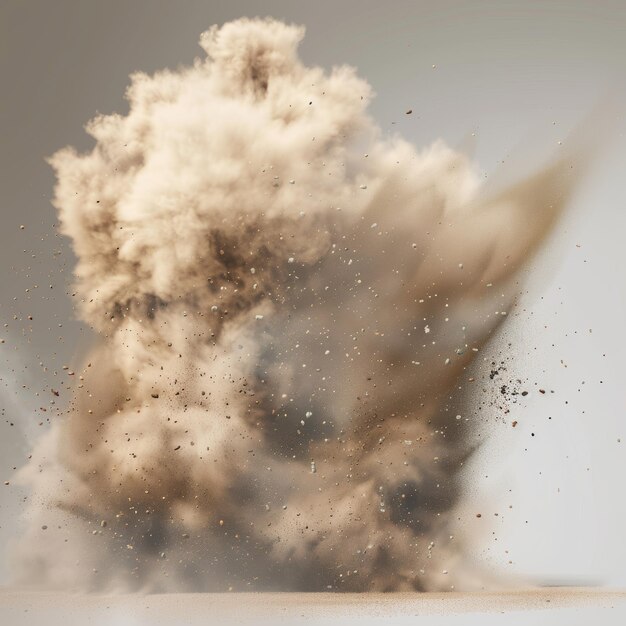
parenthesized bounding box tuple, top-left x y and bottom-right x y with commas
(14, 18, 585, 592)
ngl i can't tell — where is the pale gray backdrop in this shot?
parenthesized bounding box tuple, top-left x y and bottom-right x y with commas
(1, 0, 625, 611)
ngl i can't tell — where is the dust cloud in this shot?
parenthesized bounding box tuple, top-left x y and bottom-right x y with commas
(13, 18, 589, 592)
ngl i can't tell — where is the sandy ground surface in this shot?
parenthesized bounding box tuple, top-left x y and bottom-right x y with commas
(1, 588, 625, 625)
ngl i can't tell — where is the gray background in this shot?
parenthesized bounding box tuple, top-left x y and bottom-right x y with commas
(1, 0, 625, 597)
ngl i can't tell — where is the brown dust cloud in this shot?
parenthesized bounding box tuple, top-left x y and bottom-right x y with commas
(13, 18, 594, 592)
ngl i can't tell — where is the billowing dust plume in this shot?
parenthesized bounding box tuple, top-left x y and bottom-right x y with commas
(14, 18, 585, 592)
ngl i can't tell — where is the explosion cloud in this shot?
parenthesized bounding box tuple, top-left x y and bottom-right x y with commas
(14, 17, 585, 592)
